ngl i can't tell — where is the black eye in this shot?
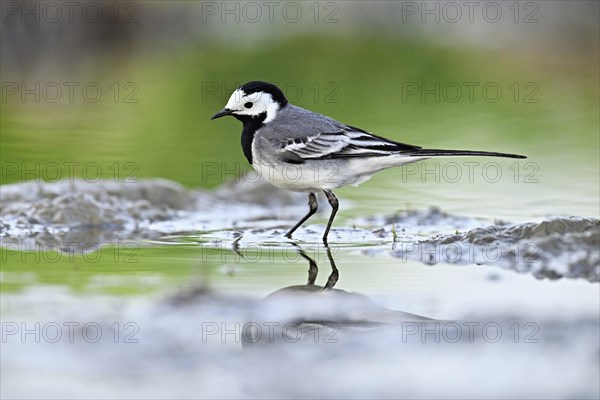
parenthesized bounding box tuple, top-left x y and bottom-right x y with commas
(244, 102, 253, 109)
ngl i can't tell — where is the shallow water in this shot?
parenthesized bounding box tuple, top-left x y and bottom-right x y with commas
(1, 178, 599, 398)
(2, 44, 599, 395)
(1, 5, 599, 396)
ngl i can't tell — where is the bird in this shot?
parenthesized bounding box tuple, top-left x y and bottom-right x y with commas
(211, 81, 526, 243)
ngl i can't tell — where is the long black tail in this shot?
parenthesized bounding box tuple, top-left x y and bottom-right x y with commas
(408, 149, 526, 159)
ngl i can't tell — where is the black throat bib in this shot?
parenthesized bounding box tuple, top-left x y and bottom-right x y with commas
(235, 112, 266, 164)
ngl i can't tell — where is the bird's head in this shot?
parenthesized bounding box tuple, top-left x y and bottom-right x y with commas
(211, 81, 288, 124)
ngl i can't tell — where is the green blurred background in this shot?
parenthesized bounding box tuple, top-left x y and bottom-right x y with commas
(1, 7, 599, 398)
(1, 1, 598, 218)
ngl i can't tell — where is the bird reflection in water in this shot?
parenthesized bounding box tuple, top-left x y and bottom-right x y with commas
(234, 240, 432, 348)
(296, 243, 339, 289)
(231, 237, 339, 289)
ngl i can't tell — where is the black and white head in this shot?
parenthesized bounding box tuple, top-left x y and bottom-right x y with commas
(211, 81, 288, 124)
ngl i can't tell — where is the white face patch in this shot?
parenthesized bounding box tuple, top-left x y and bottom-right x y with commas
(224, 89, 280, 123)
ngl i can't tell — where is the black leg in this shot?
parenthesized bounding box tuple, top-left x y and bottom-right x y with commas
(285, 192, 318, 238)
(323, 244, 339, 290)
(322, 190, 339, 243)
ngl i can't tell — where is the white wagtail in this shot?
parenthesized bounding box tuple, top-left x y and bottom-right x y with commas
(211, 81, 526, 243)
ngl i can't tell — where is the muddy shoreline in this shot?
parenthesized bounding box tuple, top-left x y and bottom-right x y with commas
(1, 179, 599, 282)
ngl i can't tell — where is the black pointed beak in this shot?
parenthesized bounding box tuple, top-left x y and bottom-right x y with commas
(211, 108, 233, 120)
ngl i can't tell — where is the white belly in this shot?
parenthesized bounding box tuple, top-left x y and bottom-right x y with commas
(252, 158, 347, 192)
(252, 145, 424, 193)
